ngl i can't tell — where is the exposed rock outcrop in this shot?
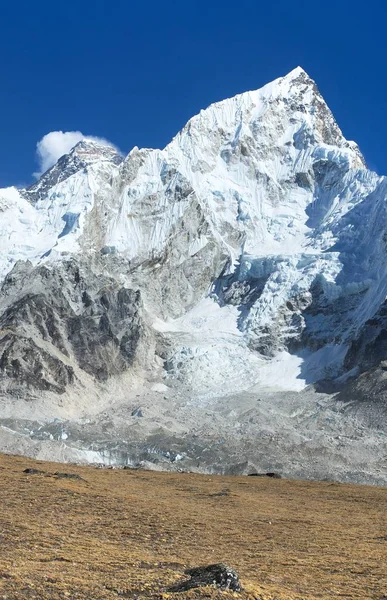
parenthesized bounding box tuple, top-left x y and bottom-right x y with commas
(167, 563, 241, 592)
(0, 259, 145, 396)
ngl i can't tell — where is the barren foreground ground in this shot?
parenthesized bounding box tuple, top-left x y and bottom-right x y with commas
(0, 453, 386, 599)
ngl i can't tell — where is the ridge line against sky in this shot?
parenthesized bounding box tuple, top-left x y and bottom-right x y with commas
(0, 0, 386, 187)
(30, 67, 304, 179)
(33, 131, 120, 178)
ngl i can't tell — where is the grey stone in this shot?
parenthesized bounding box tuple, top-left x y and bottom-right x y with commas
(167, 563, 241, 592)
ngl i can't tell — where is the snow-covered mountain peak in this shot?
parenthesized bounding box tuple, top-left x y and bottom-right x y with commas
(0, 69, 385, 381)
(0, 68, 374, 282)
(139, 67, 368, 277)
(170, 67, 364, 170)
(70, 139, 122, 162)
(22, 139, 123, 205)
(280, 65, 308, 79)
(1, 68, 387, 481)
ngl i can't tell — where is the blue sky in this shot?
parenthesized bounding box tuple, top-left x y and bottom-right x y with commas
(1, 0, 386, 187)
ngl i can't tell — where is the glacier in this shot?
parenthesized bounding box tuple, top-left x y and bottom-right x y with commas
(0, 67, 386, 483)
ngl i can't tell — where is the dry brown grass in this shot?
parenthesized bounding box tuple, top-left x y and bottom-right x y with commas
(0, 453, 386, 599)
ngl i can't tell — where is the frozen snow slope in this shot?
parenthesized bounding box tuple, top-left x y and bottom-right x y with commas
(0, 67, 386, 481)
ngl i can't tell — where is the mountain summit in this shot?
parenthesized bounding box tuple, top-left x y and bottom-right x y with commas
(0, 69, 385, 483)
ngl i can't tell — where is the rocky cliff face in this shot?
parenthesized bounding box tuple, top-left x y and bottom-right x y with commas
(0, 259, 145, 395)
(0, 67, 386, 482)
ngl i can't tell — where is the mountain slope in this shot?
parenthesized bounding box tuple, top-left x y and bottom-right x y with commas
(0, 67, 386, 482)
(1, 452, 386, 600)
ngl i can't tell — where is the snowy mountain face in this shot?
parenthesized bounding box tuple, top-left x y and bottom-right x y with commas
(0, 67, 386, 483)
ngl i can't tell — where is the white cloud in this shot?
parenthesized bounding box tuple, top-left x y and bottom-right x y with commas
(33, 130, 119, 178)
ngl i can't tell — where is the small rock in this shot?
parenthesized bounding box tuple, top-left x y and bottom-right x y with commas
(54, 472, 84, 481)
(167, 563, 241, 592)
(247, 472, 281, 478)
(131, 407, 143, 417)
(23, 468, 45, 475)
(210, 488, 230, 497)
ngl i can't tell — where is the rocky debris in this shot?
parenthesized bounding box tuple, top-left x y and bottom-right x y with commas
(209, 488, 230, 497)
(23, 468, 84, 481)
(3, 389, 384, 486)
(343, 299, 387, 373)
(54, 472, 84, 481)
(247, 472, 282, 479)
(334, 363, 387, 428)
(167, 563, 241, 592)
(23, 468, 45, 475)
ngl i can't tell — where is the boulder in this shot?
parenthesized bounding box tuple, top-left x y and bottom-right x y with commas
(167, 563, 241, 592)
